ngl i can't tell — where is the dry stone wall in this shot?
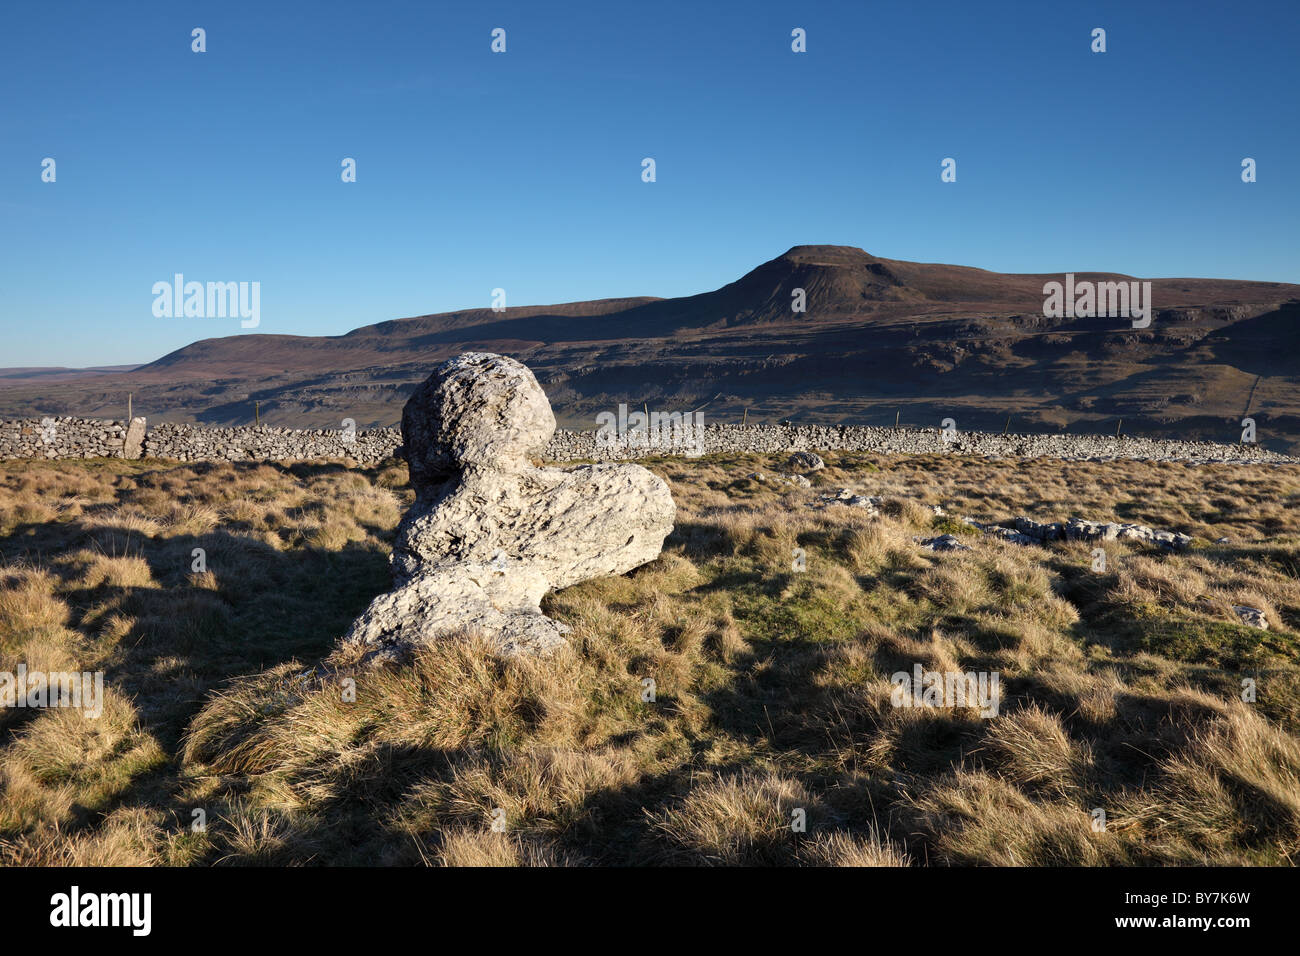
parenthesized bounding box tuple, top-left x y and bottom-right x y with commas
(545, 423, 1298, 466)
(0, 417, 137, 460)
(143, 422, 403, 464)
(0, 417, 1295, 466)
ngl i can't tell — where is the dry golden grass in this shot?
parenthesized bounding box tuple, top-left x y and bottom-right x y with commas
(1, 451, 1298, 865)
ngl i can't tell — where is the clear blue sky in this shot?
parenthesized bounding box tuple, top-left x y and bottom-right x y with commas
(1, 0, 1296, 367)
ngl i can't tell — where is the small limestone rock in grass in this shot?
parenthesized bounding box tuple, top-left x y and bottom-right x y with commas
(959, 515, 1196, 551)
(987, 527, 1038, 546)
(787, 451, 824, 473)
(339, 352, 675, 663)
(810, 487, 881, 515)
(917, 534, 970, 553)
(1013, 517, 1064, 542)
(1232, 606, 1268, 630)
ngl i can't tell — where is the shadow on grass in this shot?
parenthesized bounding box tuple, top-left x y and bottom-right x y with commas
(0, 461, 400, 855)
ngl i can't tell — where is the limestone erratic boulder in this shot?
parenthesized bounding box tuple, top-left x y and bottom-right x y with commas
(339, 352, 675, 662)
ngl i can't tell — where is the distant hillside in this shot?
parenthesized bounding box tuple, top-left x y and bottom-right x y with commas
(0, 365, 141, 384)
(4, 245, 1299, 453)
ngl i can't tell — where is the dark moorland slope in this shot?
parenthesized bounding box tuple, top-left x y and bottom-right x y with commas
(4, 245, 1298, 452)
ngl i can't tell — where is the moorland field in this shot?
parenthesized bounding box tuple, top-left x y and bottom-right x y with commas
(1, 452, 1298, 865)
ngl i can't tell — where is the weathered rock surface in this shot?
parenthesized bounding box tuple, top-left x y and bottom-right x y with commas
(339, 353, 676, 662)
(960, 515, 1193, 551)
(809, 487, 884, 516)
(918, 534, 971, 552)
(1232, 605, 1268, 629)
(123, 417, 147, 458)
(806, 477, 1200, 557)
(787, 451, 825, 473)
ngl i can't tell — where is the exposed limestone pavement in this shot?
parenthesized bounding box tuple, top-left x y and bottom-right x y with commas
(810, 487, 885, 516)
(808, 486, 1196, 553)
(960, 515, 1194, 552)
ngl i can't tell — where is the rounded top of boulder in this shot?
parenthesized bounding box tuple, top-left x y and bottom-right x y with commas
(402, 352, 556, 486)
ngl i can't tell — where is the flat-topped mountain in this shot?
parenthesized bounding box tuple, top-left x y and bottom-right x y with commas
(4, 245, 1299, 452)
